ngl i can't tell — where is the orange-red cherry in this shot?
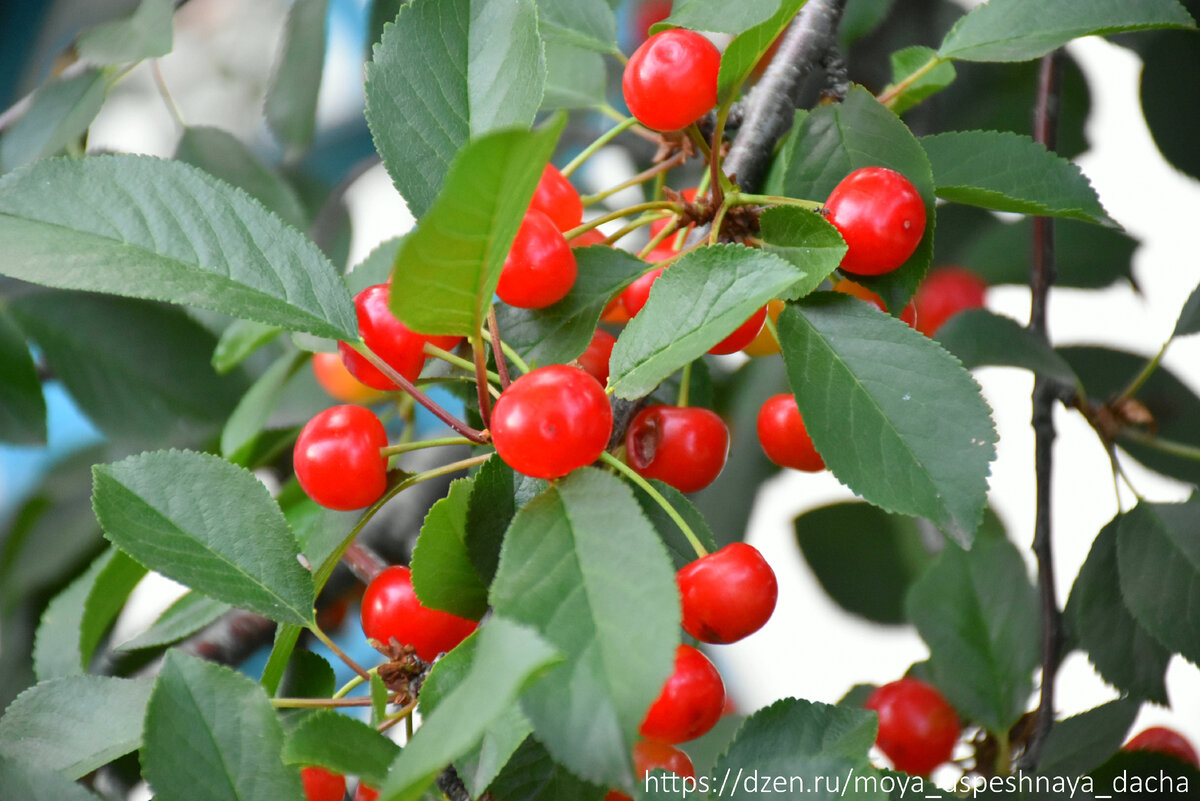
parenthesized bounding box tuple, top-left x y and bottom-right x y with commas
(498, 209, 578, 309)
(826, 167, 925, 276)
(301, 766, 345, 801)
(639, 644, 725, 744)
(360, 565, 478, 662)
(865, 678, 960, 776)
(756, 394, 824, 472)
(910, 267, 987, 337)
(623, 30, 721, 132)
(578, 329, 617, 386)
(625, 405, 729, 493)
(677, 543, 778, 643)
(294, 405, 389, 510)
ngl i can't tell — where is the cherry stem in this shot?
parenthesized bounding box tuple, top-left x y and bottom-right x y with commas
(877, 53, 944, 109)
(599, 103, 661, 142)
(378, 699, 420, 734)
(686, 123, 712, 161)
(764, 313, 783, 350)
(599, 451, 709, 558)
(471, 331, 493, 428)
(380, 436, 475, 458)
(727, 191, 823, 211)
(488, 307, 512, 390)
(332, 670, 372, 700)
(605, 212, 671, 247)
(561, 116, 638, 178)
(272, 696, 375, 709)
(309, 623, 371, 682)
(423, 342, 500, 383)
(580, 152, 689, 207)
(638, 217, 680, 259)
(1119, 429, 1200, 462)
(1116, 338, 1170, 403)
(151, 61, 184, 129)
(341, 542, 388, 584)
(565, 201, 681, 240)
(480, 329, 531, 374)
(677, 362, 692, 408)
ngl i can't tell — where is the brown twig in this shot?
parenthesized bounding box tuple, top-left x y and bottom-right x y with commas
(487, 307, 512, 390)
(358, 345, 489, 443)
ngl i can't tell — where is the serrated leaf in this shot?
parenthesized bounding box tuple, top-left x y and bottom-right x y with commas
(0, 675, 153, 779)
(935, 310, 1080, 387)
(0, 307, 45, 443)
(221, 350, 306, 463)
(536, 0, 618, 52)
(922, 131, 1114, 225)
(265, 0, 327, 157)
(382, 618, 560, 801)
(388, 119, 564, 336)
(661, 0, 790, 34)
(489, 469, 680, 787)
(542, 42, 607, 110)
(632, 480, 719, 570)
(347, 236, 404, 294)
(716, 0, 805, 104)
(906, 537, 1039, 733)
(278, 649, 336, 701)
(365, 0, 547, 218)
(77, 0, 174, 65)
(282, 711, 399, 786)
(464, 455, 527, 584)
(1174, 282, 1200, 338)
(143, 651, 302, 801)
(609, 244, 809, 399)
(92, 449, 315, 626)
(1116, 499, 1200, 664)
(0, 154, 357, 340)
(0, 70, 106, 173)
(938, 0, 1196, 63)
(411, 477, 489, 620)
(212, 319, 282, 373)
(1035, 698, 1139, 778)
(495, 245, 647, 367)
(774, 86, 936, 307)
(758, 206, 848, 299)
(487, 736, 607, 801)
(0, 755, 103, 801)
(779, 294, 997, 543)
(885, 46, 957, 115)
(116, 591, 231, 651)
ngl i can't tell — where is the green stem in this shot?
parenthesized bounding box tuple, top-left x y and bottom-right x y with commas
(380, 436, 474, 457)
(599, 451, 708, 558)
(605, 212, 670, 248)
(581, 152, 688, 207)
(1120, 429, 1200, 461)
(565, 201, 681, 239)
(709, 201, 730, 245)
(1116, 339, 1170, 402)
(480, 329, 531, 374)
(377, 699, 420, 734)
(686, 123, 712, 161)
(272, 696, 375, 709)
(727, 191, 823, 211)
(877, 53, 945, 109)
(764, 313, 782, 351)
(423, 342, 500, 383)
(562, 117, 638, 178)
(639, 218, 680, 259)
(309, 624, 370, 681)
(677, 361, 692, 408)
(332, 670, 373, 700)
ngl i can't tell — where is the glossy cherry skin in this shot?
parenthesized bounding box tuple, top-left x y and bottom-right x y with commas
(708, 306, 767, 355)
(294, 405, 389, 510)
(625, 405, 729, 493)
(301, 766, 346, 801)
(498, 209, 578, 309)
(865, 678, 960, 776)
(826, 167, 926, 276)
(910, 267, 987, 337)
(312, 351, 384, 404)
(490, 365, 614, 479)
(677, 543, 778, 643)
(361, 565, 479, 662)
(756, 394, 824, 472)
(833, 278, 916, 325)
(530, 164, 583, 233)
(742, 299, 785, 357)
(620, 267, 665, 318)
(640, 644, 725, 744)
(569, 228, 608, 248)
(338, 283, 462, 391)
(1123, 726, 1200, 767)
(578, 328, 617, 387)
(354, 784, 379, 801)
(605, 741, 696, 801)
(623, 29, 721, 132)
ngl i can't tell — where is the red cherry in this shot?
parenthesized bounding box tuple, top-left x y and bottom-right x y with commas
(756, 394, 824, 472)
(312, 351, 384, 404)
(604, 741, 695, 801)
(530, 164, 583, 233)
(498, 209, 578, 309)
(361, 565, 478, 662)
(338, 284, 462, 391)
(569, 228, 608, 248)
(301, 766, 346, 801)
(620, 267, 665, 318)
(865, 679, 960, 776)
(833, 278, 916, 324)
(623, 30, 721, 132)
(640, 644, 725, 744)
(1123, 726, 1200, 767)
(578, 329, 617, 386)
(677, 543, 778, 643)
(910, 267, 987, 337)
(826, 167, 926, 276)
(490, 365, 614, 479)
(625, 405, 729, 493)
(294, 405, 389, 510)
(354, 783, 379, 801)
(633, 0, 674, 46)
(708, 306, 767, 355)
(602, 294, 633, 324)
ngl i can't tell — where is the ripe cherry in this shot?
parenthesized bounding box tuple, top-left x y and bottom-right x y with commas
(742, 299, 785, 357)
(577, 328, 617, 387)
(677, 543, 778, 643)
(623, 29, 721, 132)
(605, 741, 696, 801)
(529, 164, 583, 233)
(338, 283, 462, 391)
(498, 209, 578, 309)
(865, 678, 960, 776)
(825, 167, 926, 276)
(640, 644, 725, 744)
(1123, 726, 1200, 767)
(619, 267, 665, 318)
(756, 394, 824, 472)
(833, 278, 916, 325)
(569, 228, 608, 248)
(625, 405, 729, 493)
(910, 267, 987, 337)
(312, 351, 385, 404)
(294, 405, 389, 510)
(708, 306, 767, 355)
(361, 565, 478, 662)
(301, 766, 346, 801)
(354, 783, 379, 801)
(490, 365, 613, 479)
(602, 294, 633, 324)
(632, 0, 673, 46)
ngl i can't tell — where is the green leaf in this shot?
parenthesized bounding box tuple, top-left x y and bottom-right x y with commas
(261, 624, 304, 696)
(0, 755, 103, 801)
(0, 154, 357, 340)
(92, 449, 315, 626)
(1174, 282, 1200, 338)
(1035, 698, 1139, 778)
(793, 502, 936, 625)
(176, 126, 308, 230)
(143, 651, 302, 801)
(265, 0, 327, 157)
(212, 319, 282, 374)
(282, 711, 399, 787)
(464, 455, 528, 584)
(774, 86, 936, 307)
(542, 42, 607, 110)
(116, 591, 231, 651)
(779, 294, 997, 544)
(885, 46, 957, 115)
(632, 480, 719, 570)
(411, 477, 489, 620)
(487, 736, 607, 801)
(535, 0, 618, 52)
(662, 0, 791, 34)
(757, 206, 848, 299)
(388, 119, 564, 336)
(935, 310, 1080, 387)
(77, 0, 174, 65)
(1116, 499, 1200, 664)
(0, 70, 107, 173)
(922, 131, 1114, 225)
(938, 0, 1196, 63)
(609, 244, 810, 399)
(489, 469, 680, 787)
(382, 618, 560, 801)
(905, 537, 1039, 733)
(278, 649, 336, 701)
(716, 0, 806, 104)
(1090, 750, 1200, 797)
(221, 350, 306, 464)
(1138, 25, 1200, 182)
(33, 548, 146, 680)
(495, 245, 647, 367)
(347, 236, 404, 294)
(0, 675, 153, 779)
(0, 307, 45, 443)
(370, 672, 388, 727)
(365, 0, 547, 219)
